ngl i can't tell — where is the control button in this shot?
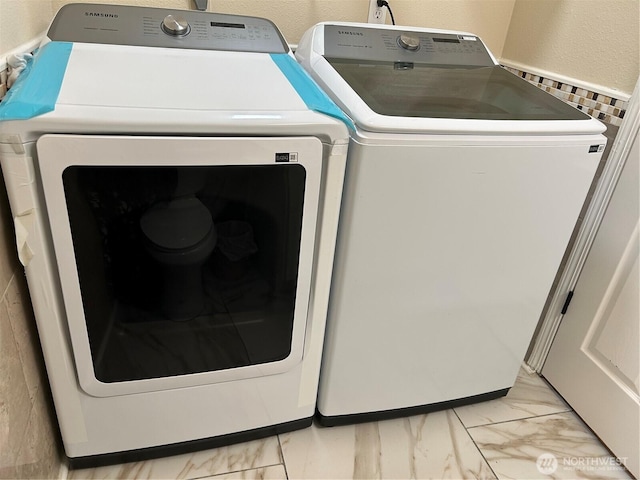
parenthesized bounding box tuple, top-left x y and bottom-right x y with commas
(398, 34, 420, 51)
(161, 14, 190, 37)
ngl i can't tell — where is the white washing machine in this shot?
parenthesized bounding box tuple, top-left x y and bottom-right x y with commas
(296, 22, 607, 425)
(0, 5, 350, 467)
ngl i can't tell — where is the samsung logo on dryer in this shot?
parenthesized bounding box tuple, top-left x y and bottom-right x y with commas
(85, 12, 119, 18)
(337, 30, 363, 36)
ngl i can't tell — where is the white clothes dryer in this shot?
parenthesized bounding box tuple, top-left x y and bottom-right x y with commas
(296, 22, 606, 426)
(0, 4, 349, 467)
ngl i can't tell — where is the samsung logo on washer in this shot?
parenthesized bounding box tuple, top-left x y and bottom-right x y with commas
(85, 12, 119, 18)
(338, 31, 363, 36)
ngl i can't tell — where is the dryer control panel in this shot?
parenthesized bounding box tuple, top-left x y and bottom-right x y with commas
(47, 3, 289, 53)
(323, 25, 494, 66)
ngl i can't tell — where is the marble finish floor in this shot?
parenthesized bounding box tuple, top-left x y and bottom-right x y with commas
(67, 367, 633, 479)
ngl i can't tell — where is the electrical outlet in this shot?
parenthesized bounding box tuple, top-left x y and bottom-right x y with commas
(368, 0, 387, 24)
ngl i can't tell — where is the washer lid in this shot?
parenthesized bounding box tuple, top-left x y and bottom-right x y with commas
(296, 22, 605, 135)
(325, 59, 588, 121)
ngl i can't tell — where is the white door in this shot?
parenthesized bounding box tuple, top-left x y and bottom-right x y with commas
(542, 122, 639, 478)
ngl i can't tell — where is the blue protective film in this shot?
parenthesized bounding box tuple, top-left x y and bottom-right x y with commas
(270, 53, 354, 131)
(0, 42, 73, 121)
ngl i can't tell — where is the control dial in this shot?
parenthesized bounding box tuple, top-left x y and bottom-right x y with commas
(398, 34, 420, 51)
(161, 14, 191, 37)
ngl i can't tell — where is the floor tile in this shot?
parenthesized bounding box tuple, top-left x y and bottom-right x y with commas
(12, 385, 61, 480)
(202, 464, 287, 479)
(280, 410, 496, 479)
(454, 367, 571, 428)
(4, 274, 45, 401)
(468, 411, 633, 479)
(0, 289, 32, 479)
(67, 436, 283, 480)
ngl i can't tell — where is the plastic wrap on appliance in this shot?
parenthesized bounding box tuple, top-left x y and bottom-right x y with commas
(270, 54, 355, 131)
(0, 42, 72, 121)
(0, 134, 26, 154)
(14, 209, 35, 266)
(1, 151, 38, 266)
(7, 52, 34, 88)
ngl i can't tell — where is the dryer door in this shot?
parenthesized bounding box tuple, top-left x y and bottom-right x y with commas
(37, 134, 322, 397)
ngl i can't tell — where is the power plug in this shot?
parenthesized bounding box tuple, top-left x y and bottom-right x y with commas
(368, 0, 387, 24)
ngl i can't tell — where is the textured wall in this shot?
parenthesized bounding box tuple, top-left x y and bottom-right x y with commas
(0, 0, 54, 53)
(502, 0, 639, 96)
(2, 0, 638, 93)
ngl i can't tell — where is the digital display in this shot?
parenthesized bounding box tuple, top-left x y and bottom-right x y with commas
(210, 22, 245, 29)
(433, 38, 460, 43)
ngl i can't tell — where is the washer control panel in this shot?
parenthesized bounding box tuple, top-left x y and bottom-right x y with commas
(47, 3, 289, 53)
(323, 24, 494, 66)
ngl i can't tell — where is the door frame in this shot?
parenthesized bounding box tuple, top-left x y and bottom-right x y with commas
(526, 78, 640, 371)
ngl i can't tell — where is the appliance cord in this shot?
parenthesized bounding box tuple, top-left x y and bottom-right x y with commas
(377, 0, 396, 25)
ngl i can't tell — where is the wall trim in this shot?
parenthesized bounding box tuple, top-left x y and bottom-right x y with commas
(526, 77, 640, 372)
(0, 34, 44, 72)
(0, 34, 45, 101)
(501, 61, 630, 127)
(500, 59, 633, 102)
